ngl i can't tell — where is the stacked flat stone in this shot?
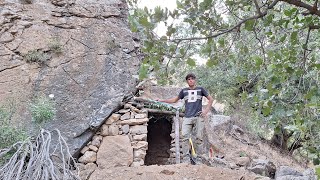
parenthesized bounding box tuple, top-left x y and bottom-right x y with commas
(78, 103, 149, 168)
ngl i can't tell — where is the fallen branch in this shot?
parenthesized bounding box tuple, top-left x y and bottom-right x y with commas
(230, 131, 258, 146)
(0, 129, 79, 180)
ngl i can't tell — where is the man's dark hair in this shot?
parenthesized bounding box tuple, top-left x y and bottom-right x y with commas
(185, 73, 196, 80)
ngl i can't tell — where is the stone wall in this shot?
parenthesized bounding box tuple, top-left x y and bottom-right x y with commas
(77, 102, 182, 178)
(78, 103, 149, 168)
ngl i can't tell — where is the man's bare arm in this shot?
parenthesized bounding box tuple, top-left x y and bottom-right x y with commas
(158, 96, 180, 103)
(202, 95, 214, 116)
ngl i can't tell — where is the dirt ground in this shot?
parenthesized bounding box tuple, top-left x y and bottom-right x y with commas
(88, 109, 310, 180)
(89, 131, 308, 180)
(90, 163, 259, 180)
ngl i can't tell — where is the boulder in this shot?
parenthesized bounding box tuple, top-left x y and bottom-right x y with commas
(275, 166, 303, 178)
(248, 159, 276, 178)
(275, 166, 316, 180)
(0, 0, 140, 156)
(97, 135, 133, 169)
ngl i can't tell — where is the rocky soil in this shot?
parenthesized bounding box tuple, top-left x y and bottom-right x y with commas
(90, 163, 258, 180)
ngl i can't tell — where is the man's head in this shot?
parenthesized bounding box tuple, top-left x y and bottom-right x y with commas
(185, 73, 196, 88)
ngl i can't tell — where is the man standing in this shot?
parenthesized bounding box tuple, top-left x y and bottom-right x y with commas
(157, 73, 213, 163)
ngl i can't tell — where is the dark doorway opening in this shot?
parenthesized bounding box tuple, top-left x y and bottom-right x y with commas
(145, 113, 172, 165)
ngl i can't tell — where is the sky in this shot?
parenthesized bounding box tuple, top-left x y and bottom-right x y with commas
(137, 0, 177, 37)
(136, 0, 206, 65)
(137, 0, 176, 11)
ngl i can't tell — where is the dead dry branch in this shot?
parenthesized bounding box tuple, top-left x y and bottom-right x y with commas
(0, 129, 79, 180)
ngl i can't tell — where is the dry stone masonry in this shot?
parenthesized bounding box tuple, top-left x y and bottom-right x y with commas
(77, 101, 182, 178)
(78, 104, 145, 167)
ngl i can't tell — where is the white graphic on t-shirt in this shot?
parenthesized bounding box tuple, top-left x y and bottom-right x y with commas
(187, 90, 197, 102)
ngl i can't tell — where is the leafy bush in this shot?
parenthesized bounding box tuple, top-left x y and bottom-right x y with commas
(0, 103, 27, 148)
(25, 50, 49, 65)
(315, 165, 320, 180)
(30, 96, 55, 124)
(0, 104, 27, 165)
(48, 38, 63, 54)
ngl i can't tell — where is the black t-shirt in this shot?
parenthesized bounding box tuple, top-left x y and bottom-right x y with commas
(178, 87, 209, 118)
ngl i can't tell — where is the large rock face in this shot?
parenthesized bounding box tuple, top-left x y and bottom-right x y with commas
(0, 0, 140, 154)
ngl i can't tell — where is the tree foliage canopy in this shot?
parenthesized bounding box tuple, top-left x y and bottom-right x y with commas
(128, 0, 320, 163)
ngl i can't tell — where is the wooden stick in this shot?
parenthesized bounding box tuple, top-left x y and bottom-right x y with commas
(175, 110, 180, 163)
(144, 108, 184, 117)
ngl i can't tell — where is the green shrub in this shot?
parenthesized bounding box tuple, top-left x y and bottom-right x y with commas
(315, 165, 320, 180)
(48, 38, 63, 54)
(25, 50, 49, 65)
(0, 105, 27, 164)
(30, 96, 55, 124)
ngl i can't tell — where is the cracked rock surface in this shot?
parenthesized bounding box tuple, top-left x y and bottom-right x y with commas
(0, 0, 141, 155)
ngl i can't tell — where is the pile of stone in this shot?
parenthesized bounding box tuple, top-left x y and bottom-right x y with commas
(78, 103, 151, 169)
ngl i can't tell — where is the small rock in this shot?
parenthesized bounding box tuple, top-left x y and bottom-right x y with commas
(160, 169, 175, 175)
(80, 146, 89, 154)
(78, 151, 97, 164)
(105, 113, 121, 125)
(109, 124, 119, 136)
(232, 125, 244, 135)
(255, 177, 271, 180)
(88, 145, 98, 152)
(17, 20, 32, 28)
(133, 149, 146, 159)
(124, 103, 132, 109)
(228, 162, 239, 170)
(130, 111, 136, 119)
(130, 125, 147, 135)
(134, 113, 147, 119)
(170, 133, 175, 139)
(131, 141, 148, 150)
(91, 139, 101, 147)
(132, 134, 147, 141)
(121, 124, 130, 134)
(120, 112, 131, 120)
(119, 118, 149, 126)
(118, 109, 130, 114)
(235, 156, 250, 167)
(130, 159, 144, 167)
(100, 124, 109, 136)
(0, 32, 14, 43)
